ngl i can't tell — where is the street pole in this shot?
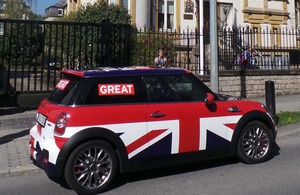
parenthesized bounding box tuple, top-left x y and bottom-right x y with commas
(210, 0, 219, 93)
(265, 81, 276, 119)
(199, 0, 204, 75)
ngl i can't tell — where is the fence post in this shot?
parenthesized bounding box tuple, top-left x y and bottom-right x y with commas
(187, 30, 190, 69)
(100, 19, 112, 67)
(265, 81, 276, 118)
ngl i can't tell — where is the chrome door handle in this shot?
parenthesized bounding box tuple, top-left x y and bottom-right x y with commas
(150, 112, 166, 118)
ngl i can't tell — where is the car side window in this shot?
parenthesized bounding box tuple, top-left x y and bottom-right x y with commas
(145, 74, 207, 102)
(84, 76, 147, 105)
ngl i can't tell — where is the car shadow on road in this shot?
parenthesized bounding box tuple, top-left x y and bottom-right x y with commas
(47, 156, 241, 193)
(106, 157, 241, 192)
(48, 176, 72, 190)
(47, 144, 281, 193)
(270, 142, 281, 160)
(0, 105, 37, 116)
(109, 146, 281, 192)
(0, 129, 29, 145)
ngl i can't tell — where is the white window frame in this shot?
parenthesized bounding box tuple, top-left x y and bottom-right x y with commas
(158, 0, 176, 30)
(58, 8, 64, 16)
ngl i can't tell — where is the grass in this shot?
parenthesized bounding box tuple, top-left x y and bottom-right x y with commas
(277, 111, 300, 127)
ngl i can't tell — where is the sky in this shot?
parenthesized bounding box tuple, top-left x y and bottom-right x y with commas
(34, 0, 58, 15)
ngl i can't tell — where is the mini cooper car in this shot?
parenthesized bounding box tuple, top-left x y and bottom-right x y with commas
(29, 67, 277, 195)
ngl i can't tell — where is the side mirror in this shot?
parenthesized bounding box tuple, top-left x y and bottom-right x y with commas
(205, 93, 215, 104)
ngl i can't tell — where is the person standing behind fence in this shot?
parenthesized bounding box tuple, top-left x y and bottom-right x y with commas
(154, 48, 167, 68)
(242, 47, 252, 68)
(243, 47, 260, 69)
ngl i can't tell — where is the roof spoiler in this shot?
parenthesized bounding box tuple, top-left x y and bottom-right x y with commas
(60, 70, 84, 77)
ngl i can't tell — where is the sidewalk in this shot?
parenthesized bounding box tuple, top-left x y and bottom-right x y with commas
(0, 94, 300, 176)
(251, 94, 300, 113)
(0, 108, 37, 176)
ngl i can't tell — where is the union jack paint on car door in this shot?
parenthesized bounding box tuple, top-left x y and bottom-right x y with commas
(141, 74, 242, 159)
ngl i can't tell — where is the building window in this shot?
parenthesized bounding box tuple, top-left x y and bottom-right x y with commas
(58, 9, 63, 16)
(218, 3, 232, 29)
(158, 0, 174, 29)
(109, 0, 116, 4)
(274, 55, 282, 69)
(0, 22, 4, 36)
(122, 0, 128, 9)
(262, 55, 272, 69)
(273, 28, 278, 47)
(253, 27, 258, 47)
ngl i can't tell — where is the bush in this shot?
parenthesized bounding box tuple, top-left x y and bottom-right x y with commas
(131, 30, 175, 67)
(60, 1, 132, 68)
(63, 1, 131, 25)
(0, 22, 43, 68)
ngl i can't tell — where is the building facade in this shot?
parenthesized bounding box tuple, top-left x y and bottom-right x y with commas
(44, 0, 67, 21)
(67, 0, 299, 30)
(215, 0, 299, 48)
(67, 0, 199, 30)
(217, 0, 297, 29)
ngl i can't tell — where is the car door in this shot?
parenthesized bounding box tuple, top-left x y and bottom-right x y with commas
(82, 76, 149, 160)
(144, 74, 233, 159)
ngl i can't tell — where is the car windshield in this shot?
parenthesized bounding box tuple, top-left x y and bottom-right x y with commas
(48, 74, 80, 105)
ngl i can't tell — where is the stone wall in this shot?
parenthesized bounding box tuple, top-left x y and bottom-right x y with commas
(202, 70, 300, 98)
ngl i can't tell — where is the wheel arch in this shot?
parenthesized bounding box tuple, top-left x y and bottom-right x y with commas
(55, 127, 129, 177)
(230, 110, 276, 154)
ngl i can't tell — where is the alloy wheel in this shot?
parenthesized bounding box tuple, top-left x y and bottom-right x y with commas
(73, 146, 112, 189)
(241, 126, 270, 160)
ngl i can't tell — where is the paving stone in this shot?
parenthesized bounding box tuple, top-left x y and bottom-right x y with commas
(0, 136, 37, 176)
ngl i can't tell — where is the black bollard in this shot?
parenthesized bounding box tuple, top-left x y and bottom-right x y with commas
(265, 81, 276, 119)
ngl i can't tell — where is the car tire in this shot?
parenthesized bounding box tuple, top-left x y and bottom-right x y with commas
(237, 121, 274, 164)
(64, 140, 118, 195)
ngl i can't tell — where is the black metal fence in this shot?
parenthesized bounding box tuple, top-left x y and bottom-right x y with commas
(0, 19, 133, 94)
(131, 27, 205, 72)
(219, 26, 300, 70)
(1, 19, 300, 95)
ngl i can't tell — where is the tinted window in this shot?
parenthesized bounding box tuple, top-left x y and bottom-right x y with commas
(145, 74, 207, 102)
(48, 74, 80, 105)
(84, 76, 147, 105)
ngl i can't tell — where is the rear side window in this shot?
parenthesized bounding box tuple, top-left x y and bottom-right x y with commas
(84, 76, 147, 105)
(48, 74, 80, 105)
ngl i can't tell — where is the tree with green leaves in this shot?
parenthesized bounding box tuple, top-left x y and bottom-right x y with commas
(0, 0, 38, 20)
(62, 1, 131, 24)
(0, 21, 44, 68)
(58, 1, 132, 68)
(131, 30, 175, 67)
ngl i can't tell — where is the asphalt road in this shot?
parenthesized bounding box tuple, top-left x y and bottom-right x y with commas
(0, 131, 299, 195)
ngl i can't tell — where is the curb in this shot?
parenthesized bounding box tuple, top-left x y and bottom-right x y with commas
(276, 122, 300, 139)
(0, 165, 40, 178)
